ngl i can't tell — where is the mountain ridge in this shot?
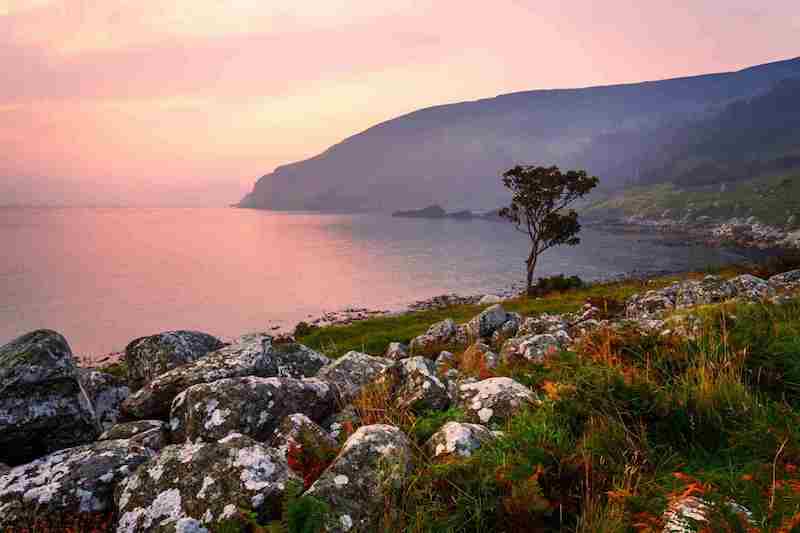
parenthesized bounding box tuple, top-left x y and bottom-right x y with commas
(240, 56, 800, 213)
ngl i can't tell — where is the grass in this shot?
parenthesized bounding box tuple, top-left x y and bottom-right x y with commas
(585, 171, 800, 229)
(297, 274, 691, 359)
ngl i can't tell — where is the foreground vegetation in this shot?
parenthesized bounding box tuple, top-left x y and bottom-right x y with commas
(275, 260, 800, 532)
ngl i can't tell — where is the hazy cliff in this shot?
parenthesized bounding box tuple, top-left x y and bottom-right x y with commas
(240, 56, 800, 212)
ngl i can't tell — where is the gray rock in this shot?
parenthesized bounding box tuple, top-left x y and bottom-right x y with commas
(674, 276, 736, 308)
(491, 312, 522, 345)
(170, 376, 335, 443)
(392, 357, 450, 412)
(500, 333, 563, 363)
(324, 405, 360, 442)
(0, 439, 152, 530)
(316, 351, 395, 404)
(78, 368, 130, 431)
(625, 291, 675, 318)
(125, 330, 225, 390)
(0, 330, 99, 465)
(306, 424, 414, 532)
(478, 294, 502, 305)
(384, 342, 409, 361)
(115, 434, 299, 532)
(425, 421, 495, 458)
(121, 333, 277, 420)
(518, 314, 568, 336)
(662, 495, 752, 533)
(769, 269, 800, 288)
(466, 304, 509, 339)
(270, 340, 331, 378)
(271, 413, 338, 457)
(409, 319, 458, 356)
(727, 274, 774, 301)
(99, 420, 169, 452)
(457, 377, 538, 425)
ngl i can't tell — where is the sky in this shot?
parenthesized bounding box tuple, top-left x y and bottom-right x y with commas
(1, 1, 798, 207)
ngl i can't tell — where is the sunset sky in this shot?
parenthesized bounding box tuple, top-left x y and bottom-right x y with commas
(2, 1, 798, 206)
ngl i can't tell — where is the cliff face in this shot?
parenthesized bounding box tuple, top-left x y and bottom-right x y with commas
(240, 57, 800, 213)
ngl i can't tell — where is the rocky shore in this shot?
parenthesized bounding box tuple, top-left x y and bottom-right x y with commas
(2, 267, 800, 531)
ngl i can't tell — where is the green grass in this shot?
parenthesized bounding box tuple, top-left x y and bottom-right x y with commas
(388, 296, 800, 532)
(586, 171, 800, 228)
(297, 276, 685, 358)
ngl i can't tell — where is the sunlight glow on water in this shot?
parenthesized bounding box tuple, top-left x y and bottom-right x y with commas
(0, 208, 755, 357)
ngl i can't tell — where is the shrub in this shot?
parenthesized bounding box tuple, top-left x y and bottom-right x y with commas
(530, 274, 585, 296)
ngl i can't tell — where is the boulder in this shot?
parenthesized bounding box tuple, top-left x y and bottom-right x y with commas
(466, 304, 509, 339)
(125, 330, 225, 390)
(99, 420, 169, 452)
(625, 291, 675, 319)
(306, 424, 414, 532)
(491, 312, 522, 346)
(461, 341, 499, 372)
(170, 376, 335, 443)
(674, 276, 736, 308)
(769, 269, 800, 289)
(727, 274, 773, 301)
(500, 333, 564, 363)
(662, 495, 752, 533)
(271, 414, 338, 457)
(384, 342, 409, 361)
(0, 439, 152, 530)
(78, 368, 130, 431)
(270, 339, 331, 378)
(115, 434, 299, 532)
(478, 294, 502, 305)
(0, 330, 99, 465)
(391, 357, 450, 412)
(316, 351, 395, 404)
(409, 319, 458, 356)
(121, 333, 278, 420)
(518, 314, 568, 336)
(435, 351, 457, 372)
(425, 422, 495, 458)
(457, 377, 538, 425)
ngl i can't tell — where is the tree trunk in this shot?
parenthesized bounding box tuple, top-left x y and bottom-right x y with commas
(525, 249, 538, 296)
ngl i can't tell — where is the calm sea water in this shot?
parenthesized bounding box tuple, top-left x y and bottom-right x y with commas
(0, 207, 759, 358)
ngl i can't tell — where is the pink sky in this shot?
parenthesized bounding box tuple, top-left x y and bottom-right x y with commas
(2, 0, 798, 206)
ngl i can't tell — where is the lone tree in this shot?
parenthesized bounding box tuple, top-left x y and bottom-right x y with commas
(498, 165, 599, 295)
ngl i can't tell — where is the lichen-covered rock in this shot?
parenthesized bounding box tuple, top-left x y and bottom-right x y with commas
(0, 330, 99, 465)
(121, 333, 278, 420)
(662, 495, 752, 533)
(0, 439, 152, 530)
(115, 434, 299, 532)
(125, 330, 225, 390)
(306, 424, 414, 532)
(409, 318, 458, 356)
(674, 275, 736, 308)
(270, 340, 331, 378)
(491, 312, 522, 346)
(391, 357, 449, 412)
(457, 377, 538, 425)
(425, 422, 495, 458)
(769, 269, 800, 289)
(78, 368, 130, 431)
(316, 351, 395, 404)
(625, 291, 676, 318)
(518, 314, 569, 337)
(466, 304, 509, 339)
(500, 333, 564, 363)
(384, 342, 409, 361)
(271, 414, 338, 457)
(478, 294, 502, 305)
(99, 420, 169, 452)
(170, 376, 335, 443)
(727, 274, 774, 301)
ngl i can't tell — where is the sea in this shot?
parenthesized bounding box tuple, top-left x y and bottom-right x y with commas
(0, 207, 765, 359)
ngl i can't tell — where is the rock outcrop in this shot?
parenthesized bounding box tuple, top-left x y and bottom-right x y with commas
(115, 434, 299, 532)
(0, 330, 99, 465)
(125, 330, 225, 390)
(306, 424, 414, 532)
(169, 376, 335, 443)
(0, 439, 152, 530)
(78, 368, 130, 431)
